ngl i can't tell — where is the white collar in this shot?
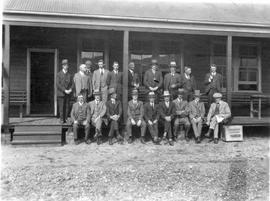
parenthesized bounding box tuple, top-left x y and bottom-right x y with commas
(100, 68, 104, 73)
(113, 70, 118, 74)
(185, 73, 190, 79)
(63, 69, 67, 74)
(212, 72, 216, 76)
(79, 102, 83, 106)
(79, 71, 84, 76)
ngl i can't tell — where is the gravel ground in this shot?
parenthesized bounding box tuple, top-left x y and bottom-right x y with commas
(1, 136, 269, 201)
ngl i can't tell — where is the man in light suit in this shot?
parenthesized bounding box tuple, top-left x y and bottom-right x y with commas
(206, 93, 231, 144)
(106, 88, 123, 145)
(204, 64, 223, 106)
(73, 64, 92, 101)
(173, 89, 191, 142)
(189, 90, 205, 143)
(143, 59, 163, 99)
(180, 66, 197, 102)
(92, 59, 109, 102)
(106, 61, 123, 101)
(126, 89, 147, 144)
(164, 61, 181, 99)
(70, 93, 91, 145)
(143, 92, 161, 145)
(89, 90, 107, 145)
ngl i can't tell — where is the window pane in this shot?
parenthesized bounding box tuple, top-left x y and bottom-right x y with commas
(238, 84, 257, 91)
(248, 70, 257, 81)
(239, 45, 257, 57)
(239, 69, 247, 81)
(240, 57, 257, 67)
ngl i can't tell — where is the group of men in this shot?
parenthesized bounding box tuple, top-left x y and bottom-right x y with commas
(57, 58, 231, 146)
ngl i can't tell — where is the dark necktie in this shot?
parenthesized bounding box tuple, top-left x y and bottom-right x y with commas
(215, 103, 220, 115)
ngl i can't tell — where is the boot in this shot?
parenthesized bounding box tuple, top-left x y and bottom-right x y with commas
(140, 136, 146, 144)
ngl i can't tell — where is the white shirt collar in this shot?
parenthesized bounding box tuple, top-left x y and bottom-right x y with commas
(63, 69, 67, 74)
(212, 72, 216, 76)
(79, 102, 83, 106)
(100, 68, 104, 74)
(79, 71, 84, 76)
(185, 73, 190, 79)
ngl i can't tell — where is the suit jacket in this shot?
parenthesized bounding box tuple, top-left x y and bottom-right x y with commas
(106, 71, 123, 95)
(207, 100, 231, 122)
(143, 69, 163, 89)
(128, 70, 140, 89)
(189, 100, 205, 119)
(173, 98, 189, 118)
(144, 102, 160, 122)
(70, 102, 90, 123)
(180, 74, 197, 92)
(88, 100, 107, 120)
(73, 72, 92, 97)
(56, 70, 72, 97)
(164, 73, 181, 91)
(159, 101, 176, 119)
(106, 99, 122, 117)
(127, 100, 144, 121)
(204, 72, 222, 94)
(92, 68, 109, 91)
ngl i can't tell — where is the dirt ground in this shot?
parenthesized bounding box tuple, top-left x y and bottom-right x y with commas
(1, 134, 269, 201)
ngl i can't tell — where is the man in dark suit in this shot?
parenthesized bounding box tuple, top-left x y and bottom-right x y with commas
(85, 60, 93, 101)
(180, 66, 197, 102)
(106, 61, 123, 101)
(164, 61, 181, 99)
(143, 92, 161, 145)
(143, 59, 163, 99)
(159, 91, 175, 146)
(56, 59, 73, 124)
(70, 93, 91, 145)
(204, 64, 223, 106)
(128, 62, 140, 100)
(106, 88, 123, 145)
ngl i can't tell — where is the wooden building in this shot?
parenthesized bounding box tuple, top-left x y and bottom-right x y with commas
(2, 0, 270, 138)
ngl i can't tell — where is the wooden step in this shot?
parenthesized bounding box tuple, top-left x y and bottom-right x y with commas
(13, 131, 61, 135)
(11, 140, 62, 145)
(13, 134, 61, 141)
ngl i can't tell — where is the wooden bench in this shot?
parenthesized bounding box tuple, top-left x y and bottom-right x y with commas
(9, 90, 27, 119)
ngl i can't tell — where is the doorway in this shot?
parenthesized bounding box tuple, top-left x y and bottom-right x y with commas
(27, 49, 58, 116)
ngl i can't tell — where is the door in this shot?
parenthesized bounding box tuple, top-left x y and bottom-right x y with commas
(27, 49, 57, 116)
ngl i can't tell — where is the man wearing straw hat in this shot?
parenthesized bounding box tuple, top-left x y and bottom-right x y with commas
(126, 89, 147, 144)
(189, 90, 205, 143)
(159, 90, 175, 146)
(173, 88, 191, 142)
(206, 92, 231, 144)
(143, 92, 162, 145)
(164, 61, 181, 100)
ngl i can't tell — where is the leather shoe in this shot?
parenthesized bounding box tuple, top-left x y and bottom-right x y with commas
(185, 136, 190, 142)
(85, 139, 91, 144)
(168, 139, 174, 146)
(214, 138, 219, 144)
(97, 137, 102, 145)
(74, 140, 79, 145)
(195, 137, 201, 144)
(153, 137, 161, 145)
(128, 137, 133, 144)
(109, 138, 113, 145)
(140, 137, 146, 144)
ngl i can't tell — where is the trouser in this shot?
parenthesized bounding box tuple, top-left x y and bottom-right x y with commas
(91, 118, 103, 131)
(208, 88, 219, 107)
(101, 87, 108, 102)
(108, 120, 120, 137)
(146, 122, 159, 139)
(184, 90, 194, 102)
(174, 117, 191, 137)
(73, 121, 90, 140)
(57, 95, 70, 121)
(126, 119, 146, 138)
(191, 119, 203, 138)
(209, 116, 219, 138)
(162, 120, 173, 139)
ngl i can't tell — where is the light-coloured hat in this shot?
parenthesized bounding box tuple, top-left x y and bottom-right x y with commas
(194, 90, 202, 97)
(162, 90, 171, 97)
(148, 91, 156, 98)
(213, 92, 222, 99)
(151, 59, 158, 65)
(178, 88, 185, 95)
(169, 61, 177, 68)
(108, 88, 116, 95)
(93, 90, 102, 96)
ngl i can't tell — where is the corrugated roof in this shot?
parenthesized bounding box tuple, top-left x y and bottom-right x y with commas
(3, 0, 270, 26)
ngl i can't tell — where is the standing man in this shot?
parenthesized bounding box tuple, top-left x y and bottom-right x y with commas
(126, 89, 147, 144)
(143, 92, 161, 145)
(180, 66, 197, 102)
(106, 88, 123, 145)
(206, 93, 231, 144)
(89, 90, 107, 145)
(128, 61, 140, 100)
(173, 89, 191, 142)
(70, 93, 91, 145)
(85, 59, 93, 101)
(56, 59, 73, 124)
(106, 61, 123, 101)
(204, 64, 223, 106)
(159, 91, 175, 146)
(92, 59, 109, 102)
(73, 64, 92, 101)
(189, 91, 205, 143)
(164, 61, 181, 99)
(143, 59, 163, 99)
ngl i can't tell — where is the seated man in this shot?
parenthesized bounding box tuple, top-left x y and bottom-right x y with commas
(106, 88, 123, 145)
(70, 93, 90, 145)
(126, 89, 147, 144)
(159, 91, 175, 146)
(206, 92, 231, 144)
(89, 90, 107, 145)
(189, 90, 205, 143)
(173, 88, 191, 142)
(143, 92, 161, 145)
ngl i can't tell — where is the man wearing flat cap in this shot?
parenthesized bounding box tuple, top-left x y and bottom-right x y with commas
(164, 61, 181, 99)
(56, 59, 73, 124)
(206, 92, 231, 144)
(188, 90, 205, 143)
(173, 88, 191, 142)
(159, 91, 175, 146)
(89, 90, 107, 145)
(92, 59, 109, 102)
(126, 89, 147, 144)
(70, 93, 91, 145)
(143, 92, 161, 145)
(106, 88, 123, 145)
(143, 59, 163, 99)
(180, 66, 197, 102)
